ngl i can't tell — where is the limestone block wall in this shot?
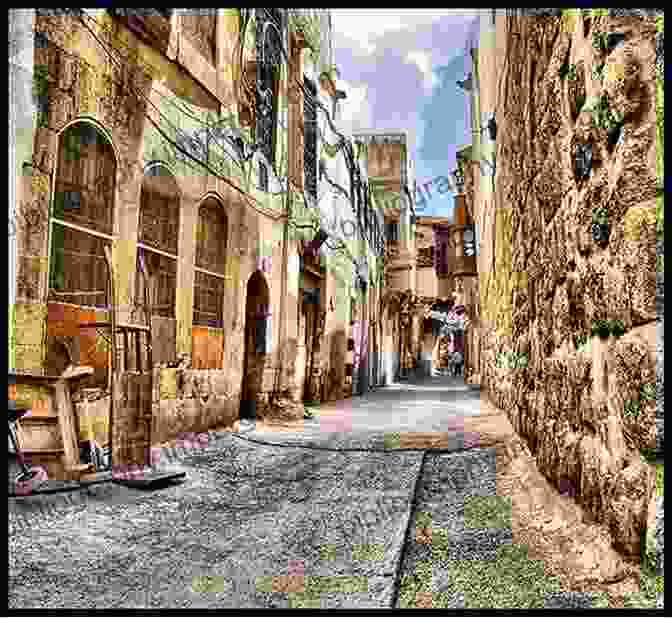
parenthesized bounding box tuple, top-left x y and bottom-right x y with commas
(152, 365, 239, 445)
(479, 10, 663, 557)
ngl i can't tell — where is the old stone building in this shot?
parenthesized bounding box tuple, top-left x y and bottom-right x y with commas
(8, 9, 386, 478)
(464, 9, 663, 558)
(353, 131, 418, 385)
(413, 205, 478, 378)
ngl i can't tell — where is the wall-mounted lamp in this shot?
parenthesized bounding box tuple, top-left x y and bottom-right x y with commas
(487, 114, 497, 141)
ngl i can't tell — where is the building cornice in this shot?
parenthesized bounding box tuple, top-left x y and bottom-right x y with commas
(353, 132, 408, 146)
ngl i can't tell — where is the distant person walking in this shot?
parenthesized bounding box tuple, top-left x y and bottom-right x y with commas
(449, 330, 465, 377)
(449, 351, 464, 377)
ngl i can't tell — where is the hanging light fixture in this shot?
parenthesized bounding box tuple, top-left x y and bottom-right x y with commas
(451, 166, 465, 193)
(456, 72, 473, 92)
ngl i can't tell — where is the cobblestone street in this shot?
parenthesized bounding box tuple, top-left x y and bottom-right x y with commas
(9, 375, 651, 608)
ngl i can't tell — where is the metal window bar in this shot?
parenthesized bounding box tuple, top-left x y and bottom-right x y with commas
(193, 270, 225, 328)
(304, 76, 318, 201)
(255, 8, 282, 175)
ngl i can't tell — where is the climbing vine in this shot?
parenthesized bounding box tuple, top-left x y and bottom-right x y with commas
(287, 9, 322, 67)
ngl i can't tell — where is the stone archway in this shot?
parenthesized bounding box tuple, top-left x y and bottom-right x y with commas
(240, 270, 270, 419)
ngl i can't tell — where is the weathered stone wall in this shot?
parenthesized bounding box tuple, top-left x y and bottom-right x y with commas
(480, 10, 662, 557)
(152, 364, 239, 444)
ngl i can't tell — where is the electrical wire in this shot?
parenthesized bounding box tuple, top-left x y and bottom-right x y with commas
(74, 10, 379, 268)
(74, 10, 287, 222)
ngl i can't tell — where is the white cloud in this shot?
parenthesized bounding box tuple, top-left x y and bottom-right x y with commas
(335, 80, 373, 137)
(406, 50, 437, 92)
(331, 9, 476, 55)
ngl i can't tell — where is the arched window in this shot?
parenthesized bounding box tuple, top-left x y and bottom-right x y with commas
(193, 197, 227, 328)
(136, 165, 180, 319)
(49, 122, 116, 307)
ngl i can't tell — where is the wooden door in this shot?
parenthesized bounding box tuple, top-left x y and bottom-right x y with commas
(303, 302, 317, 401)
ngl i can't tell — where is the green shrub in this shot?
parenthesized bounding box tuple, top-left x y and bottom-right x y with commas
(656, 463, 664, 496)
(575, 334, 588, 349)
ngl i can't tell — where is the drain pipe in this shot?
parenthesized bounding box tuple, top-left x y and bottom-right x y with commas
(274, 180, 291, 397)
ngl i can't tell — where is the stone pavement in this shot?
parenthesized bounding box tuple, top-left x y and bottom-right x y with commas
(9, 430, 424, 608)
(7, 374, 653, 608)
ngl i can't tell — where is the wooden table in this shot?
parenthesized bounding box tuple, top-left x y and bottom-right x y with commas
(9, 366, 95, 480)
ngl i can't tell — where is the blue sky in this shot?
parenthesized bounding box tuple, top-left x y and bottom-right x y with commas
(331, 9, 480, 217)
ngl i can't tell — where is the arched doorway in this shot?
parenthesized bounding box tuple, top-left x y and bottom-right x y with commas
(240, 270, 270, 419)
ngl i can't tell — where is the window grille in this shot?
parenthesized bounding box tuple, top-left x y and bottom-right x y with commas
(49, 123, 116, 308)
(258, 160, 268, 192)
(193, 198, 228, 329)
(304, 76, 318, 201)
(255, 8, 282, 188)
(136, 167, 180, 319)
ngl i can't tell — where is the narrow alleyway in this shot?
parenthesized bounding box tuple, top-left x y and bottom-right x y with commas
(9, 376, 649, 608)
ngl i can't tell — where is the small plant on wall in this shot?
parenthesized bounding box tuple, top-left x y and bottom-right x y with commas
(495, 351, 528, 369)
(590, 318, 611, 339)
(640, 382, 656, 402)
(623, 398, 641, 417)
(559, 62, 577, 80)
(591, 62, 605, 82)
(574, 333, 590, 352)
(591, 206, 610, 243)
(610, 319, 626, 338)
(589, 318, 626, 339)
(592, 30, 609, 53)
